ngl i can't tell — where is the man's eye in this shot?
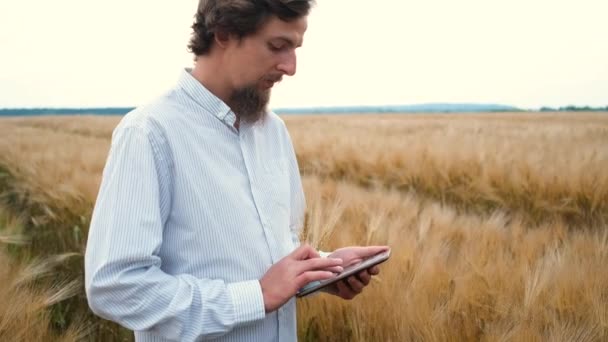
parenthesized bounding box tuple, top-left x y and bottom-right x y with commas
(269, 44, 284, 52)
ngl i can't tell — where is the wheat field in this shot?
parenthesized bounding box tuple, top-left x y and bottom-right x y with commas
(0, 112, 607, 341)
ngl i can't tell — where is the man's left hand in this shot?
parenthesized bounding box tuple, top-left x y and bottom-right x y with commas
(322, 246, 389, 300)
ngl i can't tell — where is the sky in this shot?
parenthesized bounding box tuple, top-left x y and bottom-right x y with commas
(0, 0, 607, 110)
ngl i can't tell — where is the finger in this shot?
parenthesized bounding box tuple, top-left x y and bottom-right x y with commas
(346, 275, 364, 293)
(326, 265, 344, 274)
(368, 265, 380, 275)
(357, 270, 371, 286)
(355, 246, 390, 258)
(290, 244, 320, 260)
(336, 279, 356, 300)
(295, 271, 335, 288)
(297, 257, 343, 274)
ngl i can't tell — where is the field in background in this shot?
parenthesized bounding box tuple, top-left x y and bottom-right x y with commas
(0, 112, 607, 341)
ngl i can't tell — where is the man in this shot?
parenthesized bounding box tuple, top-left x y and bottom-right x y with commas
(85, 1, 388, 341)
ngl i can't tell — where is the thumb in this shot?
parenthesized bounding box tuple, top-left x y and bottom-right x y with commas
(355, 246, 390, 258)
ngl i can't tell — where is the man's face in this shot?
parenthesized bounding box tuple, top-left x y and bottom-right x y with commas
(224, 15, 308, 123)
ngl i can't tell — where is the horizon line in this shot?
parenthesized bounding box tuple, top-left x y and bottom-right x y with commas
(1, 103, 607, 113)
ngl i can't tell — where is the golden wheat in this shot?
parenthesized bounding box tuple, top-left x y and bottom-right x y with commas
(297, 176, 608, 341)
(288, 113, 608, 227)
(0, 112, 607, 341)
(0, 208, 86, 341)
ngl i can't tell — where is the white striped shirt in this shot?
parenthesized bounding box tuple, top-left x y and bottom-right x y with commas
(85, 68, 306, 341)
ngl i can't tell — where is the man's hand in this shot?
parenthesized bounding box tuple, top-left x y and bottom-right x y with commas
(322, 246, 389, 300)
(259, 244, 343, 313)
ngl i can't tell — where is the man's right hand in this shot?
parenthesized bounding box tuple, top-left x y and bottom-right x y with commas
(259, 244, 343, 313)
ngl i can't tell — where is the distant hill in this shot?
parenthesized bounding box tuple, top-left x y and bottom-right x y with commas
(273, 103, 522, 114)
(0, 103, 523, 117)
(0, 107, 135, 116)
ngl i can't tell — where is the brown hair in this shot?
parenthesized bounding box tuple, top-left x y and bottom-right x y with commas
(188, 0, 314, 56)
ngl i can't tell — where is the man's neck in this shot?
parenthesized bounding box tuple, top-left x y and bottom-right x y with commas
(190, 57, 232, 106)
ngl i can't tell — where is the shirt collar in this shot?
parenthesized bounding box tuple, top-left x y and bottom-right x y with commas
(177, 68, 238, 128)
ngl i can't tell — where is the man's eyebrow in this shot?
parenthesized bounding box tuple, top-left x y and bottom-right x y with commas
(271, 36, 303, 48)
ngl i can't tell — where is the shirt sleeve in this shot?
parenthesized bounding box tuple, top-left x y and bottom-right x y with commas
(318, 250, 332, 258)
(84, 124, 265, 341)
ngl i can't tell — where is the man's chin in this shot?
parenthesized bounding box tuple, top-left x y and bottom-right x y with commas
(256, 83, 271, 93)
(229, 86, 271, 124)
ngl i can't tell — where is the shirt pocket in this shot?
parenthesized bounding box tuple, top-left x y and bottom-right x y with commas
(263, 157, 290, 211)
(263, 157, 293, 257)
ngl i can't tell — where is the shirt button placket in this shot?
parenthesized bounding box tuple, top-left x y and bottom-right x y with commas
(239, 128, 279, 264)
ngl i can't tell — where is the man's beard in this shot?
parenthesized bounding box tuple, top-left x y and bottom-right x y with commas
(228, 85, 270, 125)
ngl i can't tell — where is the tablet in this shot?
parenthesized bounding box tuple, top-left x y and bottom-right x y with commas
(296, 249, 391, 297)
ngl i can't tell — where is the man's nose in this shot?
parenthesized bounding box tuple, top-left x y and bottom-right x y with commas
(277, 51, 297, 76)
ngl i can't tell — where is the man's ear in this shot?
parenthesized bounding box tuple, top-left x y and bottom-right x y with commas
(214, 30, 231, 49)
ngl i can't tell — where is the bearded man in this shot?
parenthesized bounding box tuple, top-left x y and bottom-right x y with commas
(85, 1, 388, 341)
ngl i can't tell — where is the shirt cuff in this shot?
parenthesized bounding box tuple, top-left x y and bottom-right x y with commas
(318, 250, 332, 258)
(227, 280, 266, 326)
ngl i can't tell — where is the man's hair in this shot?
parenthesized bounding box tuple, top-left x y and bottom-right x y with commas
(188, 0, 314, 56)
